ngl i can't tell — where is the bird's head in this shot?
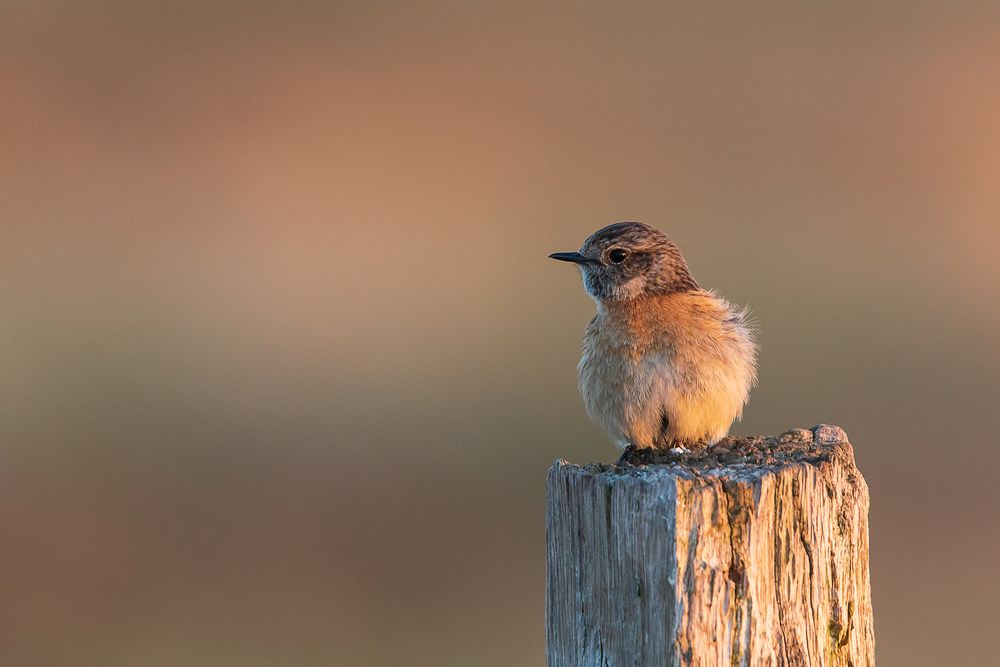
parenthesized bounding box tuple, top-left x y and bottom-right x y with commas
(549, 222, 698, 302)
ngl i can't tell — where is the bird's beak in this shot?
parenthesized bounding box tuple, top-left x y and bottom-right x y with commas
(549, 251, 591, 264)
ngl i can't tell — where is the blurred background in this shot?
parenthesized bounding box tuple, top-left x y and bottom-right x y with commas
(2, 2, 999, 665)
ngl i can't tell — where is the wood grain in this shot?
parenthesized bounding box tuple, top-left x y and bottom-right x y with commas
(546, 425, 873, 667)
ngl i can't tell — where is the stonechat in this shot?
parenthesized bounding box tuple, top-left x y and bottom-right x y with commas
(550, 222, 757, 457)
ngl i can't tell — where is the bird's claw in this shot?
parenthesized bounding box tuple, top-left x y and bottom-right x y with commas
(615, 445, 636, 466)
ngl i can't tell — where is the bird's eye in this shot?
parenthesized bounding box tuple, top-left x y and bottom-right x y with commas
(608, 249, 629, 264)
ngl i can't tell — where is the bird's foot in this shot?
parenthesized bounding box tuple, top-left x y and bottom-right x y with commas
(615, 445, 637, 466)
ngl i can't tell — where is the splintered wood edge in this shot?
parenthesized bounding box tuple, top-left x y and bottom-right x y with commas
(549, 424, 859, 484)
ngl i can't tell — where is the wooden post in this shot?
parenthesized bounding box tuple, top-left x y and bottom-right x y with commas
(546, 425, 874, 667)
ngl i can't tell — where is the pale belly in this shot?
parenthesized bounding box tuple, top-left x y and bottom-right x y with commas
(579, 347, 746, 448)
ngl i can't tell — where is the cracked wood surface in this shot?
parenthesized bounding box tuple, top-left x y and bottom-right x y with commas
(546, 425, 874, 667)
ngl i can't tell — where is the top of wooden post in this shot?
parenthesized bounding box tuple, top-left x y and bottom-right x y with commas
(546, 424, 874, 666)
(552, 424, 858, 483)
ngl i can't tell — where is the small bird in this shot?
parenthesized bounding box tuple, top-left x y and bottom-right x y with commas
(549, 222, 757, 460)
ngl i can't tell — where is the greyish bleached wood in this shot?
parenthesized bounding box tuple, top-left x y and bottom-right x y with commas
(546, 425, 873, 667)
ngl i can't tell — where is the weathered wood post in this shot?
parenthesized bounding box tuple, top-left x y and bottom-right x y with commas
(546, 425, 874, 667)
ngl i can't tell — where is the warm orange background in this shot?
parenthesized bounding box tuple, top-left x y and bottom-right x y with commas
(3, 3, 999, 665)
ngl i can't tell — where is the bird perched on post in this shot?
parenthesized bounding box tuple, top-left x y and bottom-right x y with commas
(549, 222, 757, 460)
